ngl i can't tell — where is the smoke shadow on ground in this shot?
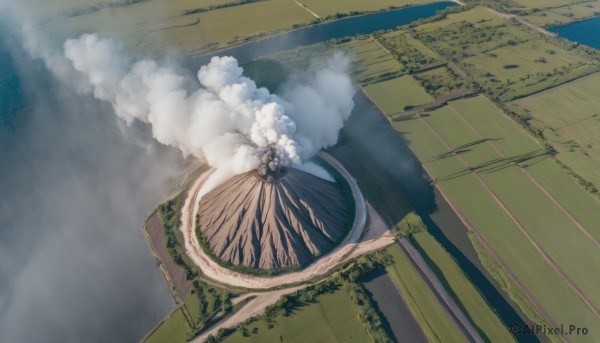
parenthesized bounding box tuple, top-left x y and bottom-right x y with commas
(340, 92, 542, 343)
(0, 22, 190, 343)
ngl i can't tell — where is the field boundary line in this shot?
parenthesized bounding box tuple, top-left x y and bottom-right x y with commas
(448, 102, 600, 250)
(418, 113, 600, 322)
(398, 239, 484, 343)
(291, 0, 321, 19)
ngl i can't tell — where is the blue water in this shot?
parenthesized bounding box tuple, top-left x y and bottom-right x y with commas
(549, 16, 600, 49)
(190, 1, 457, 65)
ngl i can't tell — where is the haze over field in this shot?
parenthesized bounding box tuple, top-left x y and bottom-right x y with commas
(23, 31, 356, 193)
(0, 1, 358, 341)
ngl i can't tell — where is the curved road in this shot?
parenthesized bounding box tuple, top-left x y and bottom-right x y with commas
(179, 152, 383, 289)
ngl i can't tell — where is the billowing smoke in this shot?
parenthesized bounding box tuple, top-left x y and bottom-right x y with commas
(27, 33, 356, 191)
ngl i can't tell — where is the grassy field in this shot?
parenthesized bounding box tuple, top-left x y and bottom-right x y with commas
(410, 231, 515, 342)
(390, 95, 600, 340)
(145, 307, 189, 343)
(413, 66, 469, 96)
(409, 6, 600, 101)
(269, 36, 405, 85)
(300, 0, 438, 18)
(385, 243, 467, 343)
(223, 286, 372, 343)
(484, 0, 600, 27)
(37, 0, 315, 56)
(511, 72, 600, 187)
(363, 75, 434, 114)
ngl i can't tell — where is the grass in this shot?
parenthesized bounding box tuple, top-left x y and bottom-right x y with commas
(413, 66, 469, 96)
(300, 0, 438, 18)
(409, 6, 600, 101)
(363, 75, 434, 114)
(524, 1, 600, 27)
(389, 95, 600, 340)
(270, 36, 404, 85)
(384, 243, 467, 343)
(42, 0, 316, 56)
(410, 231, 515, 342)
(461, 39, 599, 100)
(511, 72, 600, 187)
(222, 286, 372, 343)
(144, 305, 190, 343)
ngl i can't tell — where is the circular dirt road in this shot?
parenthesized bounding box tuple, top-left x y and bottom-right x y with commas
(179, 152, 375, 289)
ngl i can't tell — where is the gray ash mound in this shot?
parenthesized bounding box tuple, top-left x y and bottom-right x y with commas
(197, 167, 352, 270)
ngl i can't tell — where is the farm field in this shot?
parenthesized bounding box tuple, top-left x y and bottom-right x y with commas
(145, 297, 192, 343)
(484, 0, 600, 27)
(408, 6, 600, 101)
(43, 0, 315, 56)
(511, 72, 600, 187)
(363, 75, 434, 114)
(300, 0, 437, 18)
(387, 94, 600, 340)
(222, 286, 371, 343)
(410, 231, 515, 342)
(385, 243, 467, 343)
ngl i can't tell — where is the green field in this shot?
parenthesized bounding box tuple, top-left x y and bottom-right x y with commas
(300, 0, 437, 18)
(411, 232, 515, 342)
(413, 66, 469, 96)
(145, 298, 192, 343)
(409, 6, 600, 101)
(511, 73, 600, 188)
(388, 95, 600, 340)
(363, 75, 434, 114)
(485, 0, 600, 27)
(385, 244, 467, 343)
(223, 286, 372, 343)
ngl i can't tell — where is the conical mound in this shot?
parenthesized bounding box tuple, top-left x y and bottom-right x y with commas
(197, 168, 351, 270)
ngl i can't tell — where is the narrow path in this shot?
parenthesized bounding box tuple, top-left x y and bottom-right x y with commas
(191, 286, 305, 342)
(291, 0, 321, 19)
(418, 114, 600, 321)
(431, 182, 561, 335)
(484, 7, 556, 37)
(398, 238, 484, 343)
(448, 103, 600, 250)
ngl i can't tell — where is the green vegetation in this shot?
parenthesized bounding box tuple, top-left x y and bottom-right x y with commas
(373, 30, 441, 73)
(299, 0, 437, 18)
(482, 0, 600, 27)
(413, 66, 470, 96)
(223, 286, 372, 343)
(183, 0, 265, 15)
(390, 95, 600, 340)
(393, 212, 426, 236)
(217, 251, 395, 343)
(145, 305, 190, 343)
(363, 75, 434, 114)
(467, 232, 548, 327)
(511, 73, 600, 189)
(159, 194, 198, 281)
(408, 6, 600, 101)
(271, 35, 405, 85)
(411, 231, 515, 342)
(385, 244, 467, 343)
(145, 281, 233, 343)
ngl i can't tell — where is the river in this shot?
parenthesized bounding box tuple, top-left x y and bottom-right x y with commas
(549, 16, 600, 49)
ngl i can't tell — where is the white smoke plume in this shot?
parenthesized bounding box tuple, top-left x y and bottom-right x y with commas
(27, 33, 355, 191)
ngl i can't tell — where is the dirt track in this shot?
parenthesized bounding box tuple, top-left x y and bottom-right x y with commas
(179, 152, 397, 289)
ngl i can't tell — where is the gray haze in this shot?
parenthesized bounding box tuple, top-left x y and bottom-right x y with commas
(0, 22, 191, 343)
